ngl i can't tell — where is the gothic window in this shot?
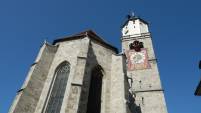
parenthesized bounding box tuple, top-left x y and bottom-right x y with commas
(86, 65, 103, 113)
(45, 62, 70, 113)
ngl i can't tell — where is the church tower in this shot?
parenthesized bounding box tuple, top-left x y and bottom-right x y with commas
(121, 15, 168, 113)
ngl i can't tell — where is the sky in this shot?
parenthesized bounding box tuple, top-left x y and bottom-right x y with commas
(0, 0, 201, 113)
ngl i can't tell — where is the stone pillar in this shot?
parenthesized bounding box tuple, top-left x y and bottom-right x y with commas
(110, 55, 127, 113)
(66, 37, 90, 113)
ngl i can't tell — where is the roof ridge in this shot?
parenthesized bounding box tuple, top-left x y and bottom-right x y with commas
(52, 30, 118, 53)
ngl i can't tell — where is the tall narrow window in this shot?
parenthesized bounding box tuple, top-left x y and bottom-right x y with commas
(45, 62, 70, 113)
(86, 65, 103, 113)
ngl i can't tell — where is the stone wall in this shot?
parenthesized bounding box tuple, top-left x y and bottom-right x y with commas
(122, 33, 168, 113)
(9, 34, 131, 113)
(33, 36, 118, 113)
(9, 43, 57, 113)
(34, 39, 85, 113)
(110, 54, 127, 113)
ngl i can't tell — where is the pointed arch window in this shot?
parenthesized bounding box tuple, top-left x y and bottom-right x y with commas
(86, 65, 103, 113)
(45, 62, 70, 113)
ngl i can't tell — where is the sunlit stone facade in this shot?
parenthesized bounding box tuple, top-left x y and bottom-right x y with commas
(9, 16, 168, 113)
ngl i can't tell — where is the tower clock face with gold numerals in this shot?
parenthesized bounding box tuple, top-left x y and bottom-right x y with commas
(127, 49, 150, 71)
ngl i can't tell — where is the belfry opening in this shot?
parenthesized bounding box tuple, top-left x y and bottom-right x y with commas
(86, 65, 103, 113)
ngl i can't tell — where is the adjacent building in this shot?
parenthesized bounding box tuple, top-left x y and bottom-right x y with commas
(195, 61, 201, 96)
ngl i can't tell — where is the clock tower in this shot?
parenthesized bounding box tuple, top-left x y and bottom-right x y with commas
(121, 15, 168, 113)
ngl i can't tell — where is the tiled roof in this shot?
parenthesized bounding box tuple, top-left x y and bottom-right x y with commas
(53, 30, 118, 53)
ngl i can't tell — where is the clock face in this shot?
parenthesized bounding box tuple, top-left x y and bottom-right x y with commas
(124, 29, 129, 34)
(130, 52, 145, 64)
(127, 49, 150, 71)
(123, 26, 129, 35)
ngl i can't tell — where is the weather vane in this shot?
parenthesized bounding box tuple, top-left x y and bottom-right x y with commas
(131, 11, 135, 17)
(127, 11, 135, 19)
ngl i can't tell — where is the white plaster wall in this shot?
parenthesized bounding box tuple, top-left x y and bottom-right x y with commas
(122, 19, 149, 37)
(140, 22, 149, 34)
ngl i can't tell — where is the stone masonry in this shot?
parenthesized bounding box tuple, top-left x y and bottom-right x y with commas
(9, 16, 168, 113)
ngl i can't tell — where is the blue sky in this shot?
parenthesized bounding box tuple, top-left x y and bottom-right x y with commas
(0, 0, 201, 113)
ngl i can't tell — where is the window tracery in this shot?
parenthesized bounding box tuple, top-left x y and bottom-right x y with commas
(45, 62, 70, 113)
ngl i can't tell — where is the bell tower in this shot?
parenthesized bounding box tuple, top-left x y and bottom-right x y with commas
(121, 15, 168, 113)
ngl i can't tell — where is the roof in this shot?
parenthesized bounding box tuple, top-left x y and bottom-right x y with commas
(195, 79, 201, 96)
(121, 16, 149, 28)
(53, 30, 118, 53)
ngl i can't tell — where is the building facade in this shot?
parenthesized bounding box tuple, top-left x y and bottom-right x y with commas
(195, 81, 201, 96)
(9, 16, 168, 113)
(195, 61, 201, 96)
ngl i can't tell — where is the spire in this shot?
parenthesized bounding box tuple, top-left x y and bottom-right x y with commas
(127, 11, 136, 19)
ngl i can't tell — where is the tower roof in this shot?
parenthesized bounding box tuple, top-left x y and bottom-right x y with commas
(121, 16, 149, 28)
(53, 30, 118, 53)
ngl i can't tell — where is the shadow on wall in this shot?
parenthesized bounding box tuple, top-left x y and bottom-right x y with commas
(122, 54, 142, 113)
(77, 41, 102, 113)
(127, 92, 142, 113)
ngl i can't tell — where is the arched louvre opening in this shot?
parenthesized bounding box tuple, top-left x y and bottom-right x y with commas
(86, 65, 103, 113)
(45, 62, 70, 113)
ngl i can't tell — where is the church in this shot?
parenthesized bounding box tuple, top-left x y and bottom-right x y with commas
(9, 15, 168, 113)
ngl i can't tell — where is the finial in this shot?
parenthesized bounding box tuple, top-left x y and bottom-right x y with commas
(131, 11, 135, 17)
(126, 11, 135, 19)
(44, 39, 47, 44)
